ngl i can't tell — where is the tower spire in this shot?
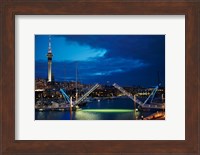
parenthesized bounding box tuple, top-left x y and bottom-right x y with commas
(47, 35, 53, 82)
(48, 35, 51, 53)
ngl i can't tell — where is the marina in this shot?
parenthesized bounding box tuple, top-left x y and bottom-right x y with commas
(35, 97, 165, 120)
(35, 35, 165, 120)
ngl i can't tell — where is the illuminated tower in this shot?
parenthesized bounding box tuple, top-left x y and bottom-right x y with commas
(47, 36, 53, 82)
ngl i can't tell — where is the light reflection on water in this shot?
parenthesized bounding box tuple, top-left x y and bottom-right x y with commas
(35, 98, 150, 120)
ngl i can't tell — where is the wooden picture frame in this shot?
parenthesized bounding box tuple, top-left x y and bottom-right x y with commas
(0, 0, 199, 154)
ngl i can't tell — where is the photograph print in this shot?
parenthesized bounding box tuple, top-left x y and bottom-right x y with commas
(35, 35, 165, 120)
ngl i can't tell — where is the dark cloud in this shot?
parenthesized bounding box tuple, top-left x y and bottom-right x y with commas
(36, 35, 165, 86)
(63, 35, 164, 60)
(64, 35, 165, 86)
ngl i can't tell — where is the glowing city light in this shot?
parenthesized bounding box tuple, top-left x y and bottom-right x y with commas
(82, 109, 134, 113)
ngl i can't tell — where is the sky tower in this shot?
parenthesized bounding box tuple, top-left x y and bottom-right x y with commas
(47, 36, 53, 82)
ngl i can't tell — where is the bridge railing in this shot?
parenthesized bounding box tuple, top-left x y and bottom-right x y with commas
(60, 89, 70, 103)
(113, 83, 143, 106)
(75, 84, 99, 105)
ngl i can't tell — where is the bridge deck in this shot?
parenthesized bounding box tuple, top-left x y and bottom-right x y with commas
(141, 104, 165, 109)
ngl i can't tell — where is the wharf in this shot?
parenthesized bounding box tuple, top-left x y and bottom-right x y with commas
(143, 111, 165, 120)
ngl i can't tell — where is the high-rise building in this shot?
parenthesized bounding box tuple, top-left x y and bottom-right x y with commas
(47, 36, 53, 82)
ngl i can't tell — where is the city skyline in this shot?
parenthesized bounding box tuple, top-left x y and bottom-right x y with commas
(35, 35, 165, 87)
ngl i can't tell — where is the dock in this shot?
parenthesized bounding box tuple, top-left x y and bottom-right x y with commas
(143, 111, 165, 120)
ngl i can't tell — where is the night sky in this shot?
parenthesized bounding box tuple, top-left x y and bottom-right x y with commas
(35, 35, 165, 87)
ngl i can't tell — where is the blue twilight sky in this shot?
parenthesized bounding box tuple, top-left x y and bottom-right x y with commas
(35, 35, 165, 87)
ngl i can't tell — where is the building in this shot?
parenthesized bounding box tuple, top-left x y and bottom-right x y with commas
(47, 36, 53, 82)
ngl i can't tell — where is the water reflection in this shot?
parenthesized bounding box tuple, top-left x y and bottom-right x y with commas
(35, 98, 150, 120)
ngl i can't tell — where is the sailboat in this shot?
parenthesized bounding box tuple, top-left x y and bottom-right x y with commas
(60, 62, 99, 109)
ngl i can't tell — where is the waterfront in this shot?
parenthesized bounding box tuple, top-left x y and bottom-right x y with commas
(35, 97, 161, 120)
(35, 35, 165, 120)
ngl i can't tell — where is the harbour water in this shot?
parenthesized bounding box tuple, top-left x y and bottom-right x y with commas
(35, 97, 157, 120)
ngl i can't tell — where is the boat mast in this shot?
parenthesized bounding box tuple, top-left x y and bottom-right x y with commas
(75, 62, 78, 102)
